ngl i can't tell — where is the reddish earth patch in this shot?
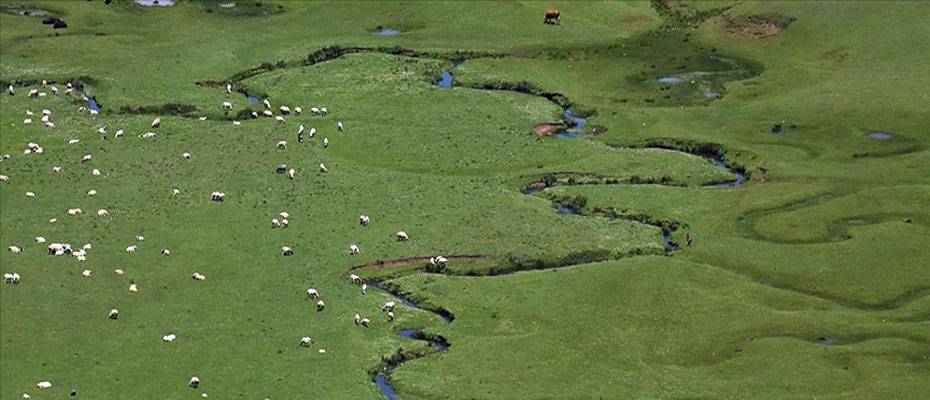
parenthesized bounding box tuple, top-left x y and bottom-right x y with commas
(534, 123, 565, 136)
(722, 14, 796, 39)
(350, 255, 487, 270)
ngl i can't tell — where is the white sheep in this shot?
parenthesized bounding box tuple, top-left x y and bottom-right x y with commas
(307, 288, 319, 299)
(294, 106, 302, 115)
(319, 163, 328, 173)
(189, 377, 200, 389)
(359, 215, 370, 226)
(109, 309, 119, 319)
(163, 333, 177, 343)
(0, 175, 8, 182)
(97, 209, 109, 217)
(337, 121, 344, 132)
(8, 245, 22, 254)
(129, 283, 138, 293)
(139, 132, 156, 139)
(361, 283, 367, 295)
(299, 337, 312, 347)
(222, 101, 233, 110)
(114, 268, 125, 276)
(126, 245, 137, 253)
(281, 219, 289, 228)
(67, 208, 83, 216)
(182, 152, 191, 160)
(382, 302, 396, 312)
(53, 166, 62, 174)
(263, 99, 271, 109)
(36, 381, 52, 390)
(287, 168, 295, 179)
(115, 129, 124, 138)
(35, 236, 46, 244)
(360, 318, 371, 328)
(316, 300, 325, 312)
(349, 244, 359, 255)
(26, 192, 36, 198)
(192, 272, 206, 281)
(87, 189, 97, 196)
(82, 154, 93, 163)
(161, 248, 171, 256)
(151, 117, 161, 128)
(281, 246, 294, 256)
(226, 83, 232, 94)
(320, 107, 328, 115)
(69, 139, 80, 145)
(279, 106, 290, 115)
(82, 269, 93, 278)
(92, 169, 101, 176)
(350, 274, 361, 284)
(277, 140, 287, 150)
(309, 127, 317, 138)
(396, 231, 409, 241)
(279, 212, 290, 219)
(272, 218, 281, 228)
(274, 115, 286, 124)
(323, 137, 329, 148)
(388, 311, 395, 321)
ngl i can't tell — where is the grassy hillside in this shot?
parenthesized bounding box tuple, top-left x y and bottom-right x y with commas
(2, 1, 927, 399)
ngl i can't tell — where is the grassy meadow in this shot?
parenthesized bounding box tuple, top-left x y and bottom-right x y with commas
(1, 1, 928, 399)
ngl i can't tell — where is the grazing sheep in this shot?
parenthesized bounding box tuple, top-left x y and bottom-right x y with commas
(233, 121, 241, 126)
(28, 89, 38, 97)
(23, 118, 32, 124)
(279, 212, 290, 219)
(316, 300, 325, 312)
(97, 209, 109, 217)
(350, 274, 361, 284)
(310, 107, 320, 115)
(299, 337, 312, 347)
(319, 163, 328, 173)
(263, 99, 271, 109)
(287, 168, 295, 179)
(0, 175, 8, 182)
(222, 101, 233, 110)
(211, 192, 225, 202)
(279, 106, 290, 115)
(192, 272, 206, 281)
(92, 168, 101, 176)
(8, 245, 22, 254)
(53, 166, 63, 174)
(382, 302, 396, 312)
(337, 121, 344, 132)
(361, 283, 367, 295)
(272, 218, 281, 228)
(281, 219, 289, 228)
(82, 269, 93, 277)
(182, 152, 191, 160)
(396, 231, 409, 241)
(114, 268, 124, 276)
(4, 273, 20, 284)
(323, 137, 329, 148)
(90, 109, 99, 119)
(151, 117, 161, 128)
(82, 154, 92, 163)
(161, 248, 171, 256)
(354, 313, 361, 325)
(307, 288, 319, 299)
(281, 246, 294, 256)
(359, 215, 370, 226)
(163, 334, 177, 343)
(320, 107, 328, 115)
(139, 132, 156, 139)
(115, 129, 124, 138)
(309, 127, 316, 138)
(35, 236, 46, 244)
(41, 115, 50, 123)
(172, 188, 180, 195)
(109, 309, 118, 319)
(277, 140, 287, 150)
(88, 189, 97, 196)
(26, 192, 36, 198)
(360, 318, 371, 328)
(129, 283, 138, 293)
(388, 311, 395, 321)
(294, 106, 302, 115)
(276, 164, 288, 174)
(226, 83, 232, 94)
(69, 139, 80, 145)
(251, 111, 259, 119)
(189, 377, 200, 389)
(274, 115, 286, 124)
(6, 84, 12, 95)
(349, 244, 359, 255)
(98, 126, 108, 135)
(67, 208, 83, 216)
(51, 86, 58, 95)
(126, 245, 137, 253)
(36, 381, 52, 390)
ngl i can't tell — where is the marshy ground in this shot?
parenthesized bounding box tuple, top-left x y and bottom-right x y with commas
(1, 1, 928, 399)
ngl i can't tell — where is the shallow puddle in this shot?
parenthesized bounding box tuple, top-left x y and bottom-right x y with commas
(868, 132, 893, 140)
(438, 70, 453, 89)
(135, 0, 174, 6)
(373, 28, 401, 36)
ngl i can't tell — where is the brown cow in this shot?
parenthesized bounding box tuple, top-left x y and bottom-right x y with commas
(544, 9, 560, 25)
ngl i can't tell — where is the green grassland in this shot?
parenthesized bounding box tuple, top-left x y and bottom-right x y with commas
(1, 1, 928, 399)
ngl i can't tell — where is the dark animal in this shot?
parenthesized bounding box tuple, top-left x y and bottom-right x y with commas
(544, 9, 560, 25)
